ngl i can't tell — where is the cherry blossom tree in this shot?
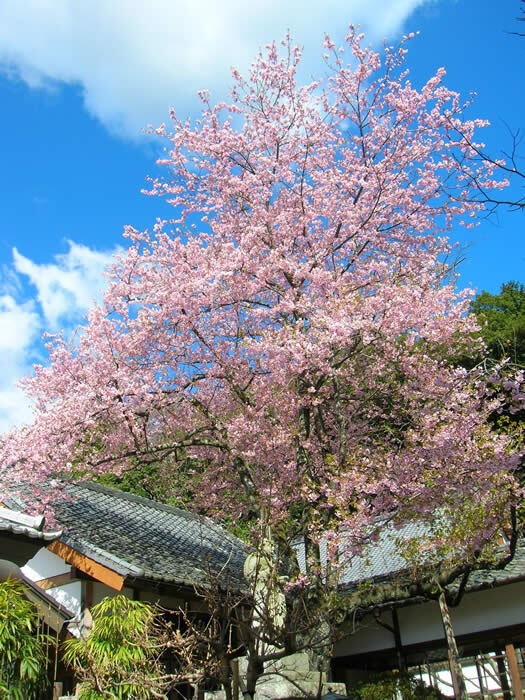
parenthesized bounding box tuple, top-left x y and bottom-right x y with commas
(1, 28, 523, 695)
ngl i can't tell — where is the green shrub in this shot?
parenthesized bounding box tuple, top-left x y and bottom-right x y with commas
(0, 577, 53, 700)
(63, 595, 170, 699)
(353, 671, 445, 699)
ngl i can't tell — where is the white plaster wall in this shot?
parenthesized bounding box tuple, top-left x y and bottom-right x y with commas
(23, 547, 70, 579)
(399, 582, 525, 645)
(46, 581, 82, 615)
(334, 581, 525, 657)
(22, 548, 81, 614)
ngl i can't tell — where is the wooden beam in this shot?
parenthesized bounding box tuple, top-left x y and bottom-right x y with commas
(35, 571, 78, 590)
(46, 541, 124, 591)
(505, 643, 523, 698)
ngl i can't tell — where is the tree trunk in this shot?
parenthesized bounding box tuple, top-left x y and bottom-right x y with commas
(313, 626, 332, 700)
(438, 591, 467, 700)
(232, 659, 240, 700)
(243, 655, 261, 700)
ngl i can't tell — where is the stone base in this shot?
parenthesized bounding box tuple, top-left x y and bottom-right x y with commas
(205, 651, 347, 699)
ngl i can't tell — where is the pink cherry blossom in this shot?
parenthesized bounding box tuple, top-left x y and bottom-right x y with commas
(1, 30, 521, 575)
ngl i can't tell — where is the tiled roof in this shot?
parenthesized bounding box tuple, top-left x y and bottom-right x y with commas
(51, 482, 248, 590)
(464, 539, 525, 591)
(7, 479, 522, 599)
(339, 520, 430, 585)
(339, 519, 525, 594)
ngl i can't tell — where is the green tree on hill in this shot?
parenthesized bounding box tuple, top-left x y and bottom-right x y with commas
(471, 281, 525, 366)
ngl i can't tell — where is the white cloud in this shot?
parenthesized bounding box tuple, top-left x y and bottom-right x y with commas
(0, 295, 40, 432)
(0, 0, 429, 138)
(0, 241, 118, 432)
(13, 241, 117, 328)
(0, 295, 40, 353)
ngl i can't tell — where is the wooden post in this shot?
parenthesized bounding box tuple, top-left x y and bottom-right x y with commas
(392, 608, 407, 674)
(475, 656, 486, 699)
(505, 643, 523, 698)
(373, 607, 407, 674)
(438, 591, 467, 700)
(84, 579, 94, 608)
(496, 651, 512, 700)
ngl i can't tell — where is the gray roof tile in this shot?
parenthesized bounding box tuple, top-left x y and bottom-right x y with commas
(340, 521, 429, 584)
(53, 482, 247, 589)
(339, 519, 525, 593)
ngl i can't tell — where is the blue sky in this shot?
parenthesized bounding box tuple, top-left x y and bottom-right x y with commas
(0, 0, 523, 431)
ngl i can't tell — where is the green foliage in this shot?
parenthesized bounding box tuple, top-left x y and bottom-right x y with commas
(471, 281, 525, 366)
(0, 577, 52, 699)
(352, 672, 445, 699)
(95, 453, 203, 510)
(63, 595, 170, 699)
(95, 457, 256, 542)
(96, 460, 171, 502)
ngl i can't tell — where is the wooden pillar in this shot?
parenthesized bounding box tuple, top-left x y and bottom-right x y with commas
(505, 643, 523, 698)
(475, 656, 486, 699)
(373, 607, 407, 674)
(81, 578, 93, 609)
(497, 650, 512, 700)
(392, 608, 407, 674)
(438, 591, 467, 700)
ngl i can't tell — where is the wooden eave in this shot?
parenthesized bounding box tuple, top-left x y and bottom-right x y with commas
(46, 541, 125, 592)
